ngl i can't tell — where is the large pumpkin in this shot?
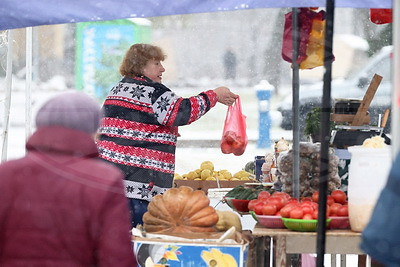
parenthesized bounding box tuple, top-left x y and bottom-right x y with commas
(143, 186, 219, 233)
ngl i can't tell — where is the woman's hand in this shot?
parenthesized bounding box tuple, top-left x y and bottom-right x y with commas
(213, 86, 239, 106)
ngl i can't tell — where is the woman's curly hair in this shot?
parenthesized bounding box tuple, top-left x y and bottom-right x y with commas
(119, 43, 166, 77)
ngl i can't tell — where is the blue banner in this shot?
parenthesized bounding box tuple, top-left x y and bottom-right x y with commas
(0, 0, 393, 30)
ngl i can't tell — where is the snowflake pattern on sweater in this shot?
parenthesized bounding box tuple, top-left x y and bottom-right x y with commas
(96, 76, 217, 201)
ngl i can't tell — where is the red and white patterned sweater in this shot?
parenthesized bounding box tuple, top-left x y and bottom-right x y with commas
(96, 76, 217, 200)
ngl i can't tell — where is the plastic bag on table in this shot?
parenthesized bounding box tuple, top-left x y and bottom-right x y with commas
(220, 97, 247, 156)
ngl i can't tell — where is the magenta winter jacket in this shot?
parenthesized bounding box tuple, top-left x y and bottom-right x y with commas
(0, 126, 136, 267)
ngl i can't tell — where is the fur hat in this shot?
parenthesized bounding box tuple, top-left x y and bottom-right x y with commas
(35, 91, 101, 134)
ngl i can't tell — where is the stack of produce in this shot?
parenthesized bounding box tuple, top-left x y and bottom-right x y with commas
(248, 189, 349, 230)
(225, 185, 274, 200)
(276, 142, 341, 197)
(143, 186, 242, 233)
(174, 161, 256, 182)
(223, 185, 275, 213)
(261, 137, 290, 183)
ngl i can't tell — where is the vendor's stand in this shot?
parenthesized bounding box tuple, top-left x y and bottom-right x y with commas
(0, 0, 397, 266)
(252, 226, 363, 266)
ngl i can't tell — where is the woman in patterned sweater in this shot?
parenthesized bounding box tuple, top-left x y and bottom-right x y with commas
(96, 43, 238, 226)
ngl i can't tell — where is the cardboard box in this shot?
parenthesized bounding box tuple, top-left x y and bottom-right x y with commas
(133, 232, 249, 267)
(173, 180, 249, 194)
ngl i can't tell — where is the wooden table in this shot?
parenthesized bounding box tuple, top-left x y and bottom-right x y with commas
(252, 223, 364, 266)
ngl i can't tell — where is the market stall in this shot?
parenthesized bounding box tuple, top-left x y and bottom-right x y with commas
(0, 0, 398, 266)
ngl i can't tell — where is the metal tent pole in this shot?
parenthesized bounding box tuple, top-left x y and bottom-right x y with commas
(25, 27, 33, 145)
(392, 0, 400, 159)
(1, 30, 13, 162)
(316, 0, 335, 266)
(291, 8, 300, 199)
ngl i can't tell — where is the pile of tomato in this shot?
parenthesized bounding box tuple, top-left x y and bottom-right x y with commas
(248, 189, 348, 220)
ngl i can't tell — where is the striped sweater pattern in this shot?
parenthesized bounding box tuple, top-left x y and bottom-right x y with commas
(96, 76, 217, 200)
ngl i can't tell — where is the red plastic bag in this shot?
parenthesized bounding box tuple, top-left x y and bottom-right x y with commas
(281, 8, 317, 64)
(370, 8, 392, 24)
(220, 97, 248, 156)
(299, 13, 327, 69)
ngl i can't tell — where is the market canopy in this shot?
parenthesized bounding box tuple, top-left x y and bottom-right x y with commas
(0, 0, 392, 31)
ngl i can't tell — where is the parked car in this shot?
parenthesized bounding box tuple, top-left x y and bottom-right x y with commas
(277, 45, 392, 138)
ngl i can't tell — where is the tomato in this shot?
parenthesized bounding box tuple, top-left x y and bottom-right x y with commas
(312, 210, 318, 219)
(312, 206, 330, 219)
(248, 199, 259, 211)
(325, 205, 331, 217)
(257, 191, 271, 199)
(267, 196, 285, 211)
(282, 203, 300, 209)
(290, 207, 304, 219)
(273, 192, 291, 201)
(312, 191, 319, 203)
(301, 205, 314, 215)
(220, 142, 232, 154)
(329, 203, 342, 216)
(233, 145, 245, 156)
(310, 202, 318, 210)
(300, 201, 313, 207)
(223, 131, 237, 144)
(331, 190, 347, 204)
(337, 205, 349, 217)
(231, 139, 242, 149)
(303, 213, 314, 220)
(275, 211, 281, 216)
(300, 197, 312, 202)
(327, 195, 335, 206)
(280, 204, 296, 218)
(287, 197, 299, 203)
(254, 203, 264, 215)
(258, 198, 269, 205)
(221, 131, 245, 155)
(262, 203, 277, 215)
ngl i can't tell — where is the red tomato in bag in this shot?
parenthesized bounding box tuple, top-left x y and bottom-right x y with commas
(233, 144, 246, 156)
(223, 131, 237, 144)
(221, 141, 232, 154)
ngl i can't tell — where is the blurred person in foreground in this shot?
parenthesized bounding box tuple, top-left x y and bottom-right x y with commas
(96, 43, 238, 227)
(0, 91, 136, 267)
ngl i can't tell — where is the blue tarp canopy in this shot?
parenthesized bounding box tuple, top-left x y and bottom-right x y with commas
(0, 0, 392, 30)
